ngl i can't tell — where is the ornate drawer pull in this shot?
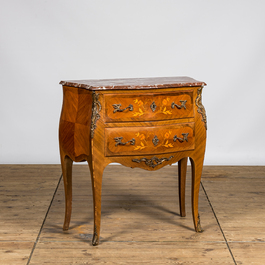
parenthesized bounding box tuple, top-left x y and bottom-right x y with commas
(171, 100, 187, 110)
(132, 156, 174, 168)
(173, 133, 189, 142)
(114, 137, 135, 146)
(152, 135, 159, 146)
(113, 104, 133, 113)
(150, 102, 157, 112)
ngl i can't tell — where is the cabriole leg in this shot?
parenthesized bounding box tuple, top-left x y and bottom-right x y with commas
(178, 157, 188, 217)
(60, 153, 73, 231)
(88, 159, 105, 246)
(190, 157, 204, 232)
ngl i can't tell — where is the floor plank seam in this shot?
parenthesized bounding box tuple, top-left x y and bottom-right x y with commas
(201, 181, 237, 265)
(26, 173, 63, 265)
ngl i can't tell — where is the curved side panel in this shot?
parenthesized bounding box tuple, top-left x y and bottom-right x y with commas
(59, 86, 92, 162)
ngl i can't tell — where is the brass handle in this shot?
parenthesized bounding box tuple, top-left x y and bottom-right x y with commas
(171, 100, 187, 110)
(173, 133, 189, 142)
(113, 104, 133, 113)
(150, 102, 157, 112)
(114, 137, 135, 146)
(132, 155, 174, 168)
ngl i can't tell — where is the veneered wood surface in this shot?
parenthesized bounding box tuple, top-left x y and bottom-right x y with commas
(104, 90, 194, 122)
(105, 122, 195, 156)
(60, 76, 206, 90)
(58, 78, 207, 245)
(59, 86, 92, 162)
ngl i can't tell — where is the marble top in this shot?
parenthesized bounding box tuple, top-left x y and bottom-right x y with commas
(59, 76, 206, 90)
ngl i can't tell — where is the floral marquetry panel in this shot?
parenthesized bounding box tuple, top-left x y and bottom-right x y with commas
(105, 122, 195, 156)
(104, 91, 194, 122)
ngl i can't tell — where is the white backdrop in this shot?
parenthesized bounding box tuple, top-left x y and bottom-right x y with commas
(0, 0, 264, 165)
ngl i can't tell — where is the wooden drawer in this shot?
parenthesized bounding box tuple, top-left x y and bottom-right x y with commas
(105, 122, 195, 156)
(104, 90, 194, 122)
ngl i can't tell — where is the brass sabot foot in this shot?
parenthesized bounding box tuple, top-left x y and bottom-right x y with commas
(196, 213, 203, 233)
(92, 233, 99, 246)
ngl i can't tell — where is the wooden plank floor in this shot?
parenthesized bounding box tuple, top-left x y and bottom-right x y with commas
(0, 165, 264, 264)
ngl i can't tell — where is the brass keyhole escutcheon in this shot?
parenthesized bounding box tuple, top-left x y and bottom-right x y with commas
(152, 135, 159, 146)
(150, 102, 157, 112)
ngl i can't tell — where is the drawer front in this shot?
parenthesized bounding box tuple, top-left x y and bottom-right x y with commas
(105, 122, 195, 156)
(104, 91, 194, 122)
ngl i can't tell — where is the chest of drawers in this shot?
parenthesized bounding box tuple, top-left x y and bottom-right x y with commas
(59, 77, 207, 246)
